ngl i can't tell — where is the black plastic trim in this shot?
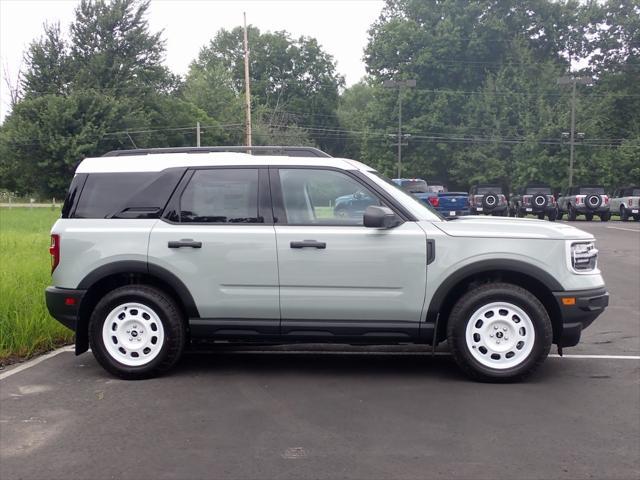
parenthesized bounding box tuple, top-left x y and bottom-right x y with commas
(427, 239, 436, 265)
(553, 287, 609, 347)
(77, 261, 199, 318)
(427, 259, 565, 315)
(103, 146, 331, 157)
(45, 287, 85, 331)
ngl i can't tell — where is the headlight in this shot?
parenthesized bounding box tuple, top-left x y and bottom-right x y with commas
(569, 241, 598, 273)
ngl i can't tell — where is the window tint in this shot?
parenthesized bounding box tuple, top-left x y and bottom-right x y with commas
(73, 173, 157, 218)
(477, 186, 503, 194)
(179, 169, 261, 223)
(278, 169, 381, 225)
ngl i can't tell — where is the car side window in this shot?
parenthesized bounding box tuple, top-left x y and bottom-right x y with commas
(179, 169, 262, 223)
(277, 169, 382, 226)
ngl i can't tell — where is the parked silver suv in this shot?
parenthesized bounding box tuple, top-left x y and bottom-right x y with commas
(46, 147, 609, 382)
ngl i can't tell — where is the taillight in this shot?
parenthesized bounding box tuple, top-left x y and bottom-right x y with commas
(498, 194, 506, 204)
(576, 195, 585, 205)
(629, 199, 634, 207)
(548, 195, 556, 205)
(523, 196, 532, 205)
(603, 195, 609, 205)
(49, 234, 60, 273)
(429, 196, 440, 208)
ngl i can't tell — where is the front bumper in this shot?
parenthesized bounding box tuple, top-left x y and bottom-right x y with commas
(553, 287, 609, 347)
(45, 286, 86, 331)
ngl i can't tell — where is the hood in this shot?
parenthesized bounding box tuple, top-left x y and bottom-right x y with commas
(432, 216, 593, 240)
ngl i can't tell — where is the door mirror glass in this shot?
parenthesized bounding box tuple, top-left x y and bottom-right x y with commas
(364, 206, 401, 229)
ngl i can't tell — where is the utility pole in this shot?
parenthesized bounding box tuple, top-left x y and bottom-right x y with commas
(383, 79, 416, 178)
(557, 76, 591, 187)
(196, 121, 201, 147)
(243, 12, 252, 147)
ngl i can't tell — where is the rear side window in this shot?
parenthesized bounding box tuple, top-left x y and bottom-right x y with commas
(179, 169, 261, 223)
(579, 187, 605, 194)
(73, 173, 157, 218)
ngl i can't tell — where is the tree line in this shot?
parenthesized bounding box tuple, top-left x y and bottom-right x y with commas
(0, 0, 638, 197)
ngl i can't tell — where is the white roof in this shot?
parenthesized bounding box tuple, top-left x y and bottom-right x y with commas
(76, 152, 374, 174)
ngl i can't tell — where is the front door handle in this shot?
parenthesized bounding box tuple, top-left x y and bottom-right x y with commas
(168, 239, 202, 249)
(290, 240, 326, 249)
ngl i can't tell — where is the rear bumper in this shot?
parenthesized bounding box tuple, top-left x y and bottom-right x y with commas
(45, 286, 85, 331)
(572, 205, 609, 214)
(471, 205, 508, 214)
(437, 207, 470, 217)
(553, 287, 609, 347)
(521, 205, 556, 214)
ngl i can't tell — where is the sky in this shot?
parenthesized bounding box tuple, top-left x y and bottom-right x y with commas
(0, 0, 385, 122)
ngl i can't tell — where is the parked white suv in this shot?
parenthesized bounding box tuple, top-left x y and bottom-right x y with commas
(46, 147, 609, 382)
(610, 186, 640, 221)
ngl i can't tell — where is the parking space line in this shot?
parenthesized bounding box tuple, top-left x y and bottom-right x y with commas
(0, 346, 73, 381)
(606, 226, 640, 233)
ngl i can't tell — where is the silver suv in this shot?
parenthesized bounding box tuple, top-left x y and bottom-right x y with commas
(46, 147, 609, 382)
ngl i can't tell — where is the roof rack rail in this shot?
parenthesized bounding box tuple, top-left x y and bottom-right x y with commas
(102, 146, 331, 158)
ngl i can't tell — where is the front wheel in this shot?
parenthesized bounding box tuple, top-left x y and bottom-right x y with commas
(447, 282, 552, 382)
(89, 285, 186, 379)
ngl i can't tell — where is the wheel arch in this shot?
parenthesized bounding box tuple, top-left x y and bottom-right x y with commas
(75, 261, 198, 354)
(427, 260, 563, 345)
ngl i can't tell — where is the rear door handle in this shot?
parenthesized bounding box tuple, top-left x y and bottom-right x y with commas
(168, 239, 202, 249)
(290, 240, 326, 249)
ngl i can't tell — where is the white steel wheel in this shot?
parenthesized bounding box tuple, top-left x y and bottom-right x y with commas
(102, 302, 165, 367)
(465, 301, 535, 370)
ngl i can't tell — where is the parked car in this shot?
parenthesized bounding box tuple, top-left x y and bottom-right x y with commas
(557, 185, 611, 221)
(392, 178, 433, 204)
(46, 146, 608, 382)
(333, 190, 377, 218)
(433, 191, 470, 217)
(509, 183, 558, 221)
(469, 184, 509, 216)
(610, 186, 640, 222)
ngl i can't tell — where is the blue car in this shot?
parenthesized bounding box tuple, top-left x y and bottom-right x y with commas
(392, 178, 434, 204)
(333, 191, 377, 218)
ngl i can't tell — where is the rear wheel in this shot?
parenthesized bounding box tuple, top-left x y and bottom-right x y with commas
(557, 210, 564, 221)
(634, 214, 640, 221)
(447, 282, 552, 382)
(600, 212, 611, 222)
(537, 212, 545, 220)
(585, 212, 594, 221)
(620, 206, 629, 222)
(568, 204, 577, 221)
(548, 208, 557, 222)
(89, 285, 186, 379)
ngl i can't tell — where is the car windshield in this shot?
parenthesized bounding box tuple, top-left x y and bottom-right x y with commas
(477, 186, 503, 194)
(525, 187, 552, 194)
(579, 187, 605, 194)
(399, 180, 428, 193)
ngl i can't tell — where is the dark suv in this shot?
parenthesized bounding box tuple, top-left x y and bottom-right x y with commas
(509, 183, 558, 221)
(469, 184, 508, 216)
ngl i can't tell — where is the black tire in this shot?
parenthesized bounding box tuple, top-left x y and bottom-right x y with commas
(557, 210, 564, 221)
(600, 212, 610, 222)
(548, 208, 557, 222)
(537, 212, 545, 220)
(89, 285, 186, 380)
(482, 192, 499, 211)
(447, 282, 552, 382)
(620, 206, 629, 222)
(585, 212, 594, 222)
(568, 204, 577, 221)
(634, 214, 640, 221)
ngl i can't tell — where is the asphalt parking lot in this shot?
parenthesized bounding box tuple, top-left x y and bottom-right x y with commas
(1, 221, 639, 480)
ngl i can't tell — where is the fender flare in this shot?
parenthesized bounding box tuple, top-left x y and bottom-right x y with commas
(426, 258, 564, 315)
(77, 260, 199, 318)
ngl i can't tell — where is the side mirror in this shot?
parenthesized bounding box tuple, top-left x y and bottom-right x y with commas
(364, 205, 401, 229)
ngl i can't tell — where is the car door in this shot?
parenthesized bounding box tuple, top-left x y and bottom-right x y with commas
(147, 167, 279, 333)
(270, 167, 428, 337)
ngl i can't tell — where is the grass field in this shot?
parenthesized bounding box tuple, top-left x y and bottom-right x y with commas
(0, 207, 72, 363)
